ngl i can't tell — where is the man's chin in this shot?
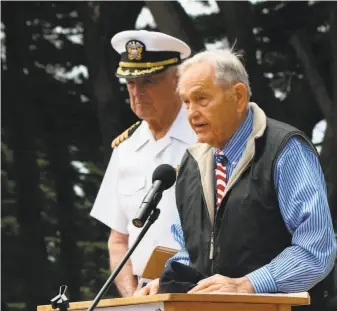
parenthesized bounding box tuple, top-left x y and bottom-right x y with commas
(133, 109, 154, 120)
(197, 135, 211, 145)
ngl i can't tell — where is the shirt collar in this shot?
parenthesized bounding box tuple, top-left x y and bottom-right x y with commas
(133, 106, 196, 151)
(215, 108, 253, 166)
(133, 121, 152, 151)
(166, 106, 197, 144)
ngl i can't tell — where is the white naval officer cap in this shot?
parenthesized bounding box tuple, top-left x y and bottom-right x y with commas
(111, 30, 191, 79)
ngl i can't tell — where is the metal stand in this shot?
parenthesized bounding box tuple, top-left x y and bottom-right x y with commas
(50, 285, 69, 311)
(87, 208, 161, 311)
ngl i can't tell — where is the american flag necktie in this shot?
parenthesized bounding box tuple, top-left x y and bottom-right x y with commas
(215, 149, 227, 209)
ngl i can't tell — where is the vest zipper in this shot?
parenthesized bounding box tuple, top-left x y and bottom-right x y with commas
(209, 229, 215, 274)
(209, 231, 214, 260)
(209, 204, 220, 274)
(189, 151, 214, 273)
(202, 188, 214, 274)
(199, 176, 214, 273)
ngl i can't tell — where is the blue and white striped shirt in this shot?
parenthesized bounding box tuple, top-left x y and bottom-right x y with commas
(169, 109, 336, 293)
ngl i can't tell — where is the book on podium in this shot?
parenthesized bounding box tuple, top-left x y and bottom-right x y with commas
(138, 246, 178, 288)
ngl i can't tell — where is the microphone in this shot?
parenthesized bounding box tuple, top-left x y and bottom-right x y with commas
(132, 164, 176, 228)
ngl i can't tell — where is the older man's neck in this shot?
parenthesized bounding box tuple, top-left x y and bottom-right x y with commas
(147, 105, 181, 140)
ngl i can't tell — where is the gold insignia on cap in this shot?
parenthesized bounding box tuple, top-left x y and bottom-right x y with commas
(117, 66, 164, 76)
(120, 57, 179, 68)
(126, 41, 144, 61)
(111, 121, 141, 148)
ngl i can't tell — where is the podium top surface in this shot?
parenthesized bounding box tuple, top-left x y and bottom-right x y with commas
(37, 292, 310, 310)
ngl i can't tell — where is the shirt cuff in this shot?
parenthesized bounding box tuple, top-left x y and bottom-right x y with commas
(246, 266, 278, 293)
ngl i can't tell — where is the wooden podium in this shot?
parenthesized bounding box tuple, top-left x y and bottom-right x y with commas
(37, 292, 310, 311)
(38, 247, 310, 310)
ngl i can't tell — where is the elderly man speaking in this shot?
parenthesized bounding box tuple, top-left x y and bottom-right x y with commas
(137, 50, 336, 310)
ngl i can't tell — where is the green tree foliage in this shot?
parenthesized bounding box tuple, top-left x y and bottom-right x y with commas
(1, 2, 116, 309)
(1, 1, 336, 310)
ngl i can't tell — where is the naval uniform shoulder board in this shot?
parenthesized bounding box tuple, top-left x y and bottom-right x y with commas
(111, 121, 141, 148)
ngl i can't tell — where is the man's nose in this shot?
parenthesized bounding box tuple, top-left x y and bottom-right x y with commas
(132, 83, 145, 98)
(186, 102, 199, 118)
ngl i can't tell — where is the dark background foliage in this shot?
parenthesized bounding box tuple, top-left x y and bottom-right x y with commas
(1, 1, 336, 310)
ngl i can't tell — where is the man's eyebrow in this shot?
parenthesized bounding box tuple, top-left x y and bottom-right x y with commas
(190, 87, 205, 94)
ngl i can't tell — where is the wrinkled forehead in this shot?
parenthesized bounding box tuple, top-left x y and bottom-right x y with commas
(178, 65, 216, 94)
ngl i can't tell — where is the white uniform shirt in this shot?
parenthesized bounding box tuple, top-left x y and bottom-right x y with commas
(90, 107, 197, 276)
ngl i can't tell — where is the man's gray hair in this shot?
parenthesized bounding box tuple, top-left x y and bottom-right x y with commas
(178, 49, 252, 99)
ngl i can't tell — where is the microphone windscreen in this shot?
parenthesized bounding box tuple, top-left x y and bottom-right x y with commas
(152, 164, 177, 190)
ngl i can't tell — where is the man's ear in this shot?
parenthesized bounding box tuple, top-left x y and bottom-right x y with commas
(233, 82, 248, 113)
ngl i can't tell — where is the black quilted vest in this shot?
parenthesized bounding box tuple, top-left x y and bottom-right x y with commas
(176, 118, 333, 311)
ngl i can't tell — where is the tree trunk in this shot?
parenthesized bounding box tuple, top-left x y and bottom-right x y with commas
(290, 23, 337, 223)
(81, 1, 143, 166)
(322, 3, 337, 227)
(44, 115, 82, 300)
(329, 2, 337, 111)
(8, 100, 51, 311)
(3, 3, 51, 310)
(290, 31, 335, 129)
(320, 125, 337, 227)
(281, 78, 322, 138)
(145, 1, 205, 52)
(216, 1, 279, 116)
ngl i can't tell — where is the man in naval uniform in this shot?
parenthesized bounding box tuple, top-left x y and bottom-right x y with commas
(90, 30, 197, 297)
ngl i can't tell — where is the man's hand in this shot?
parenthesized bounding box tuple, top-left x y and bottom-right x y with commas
(134, 278, 160, 296)
(188, 274, 255, 294)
